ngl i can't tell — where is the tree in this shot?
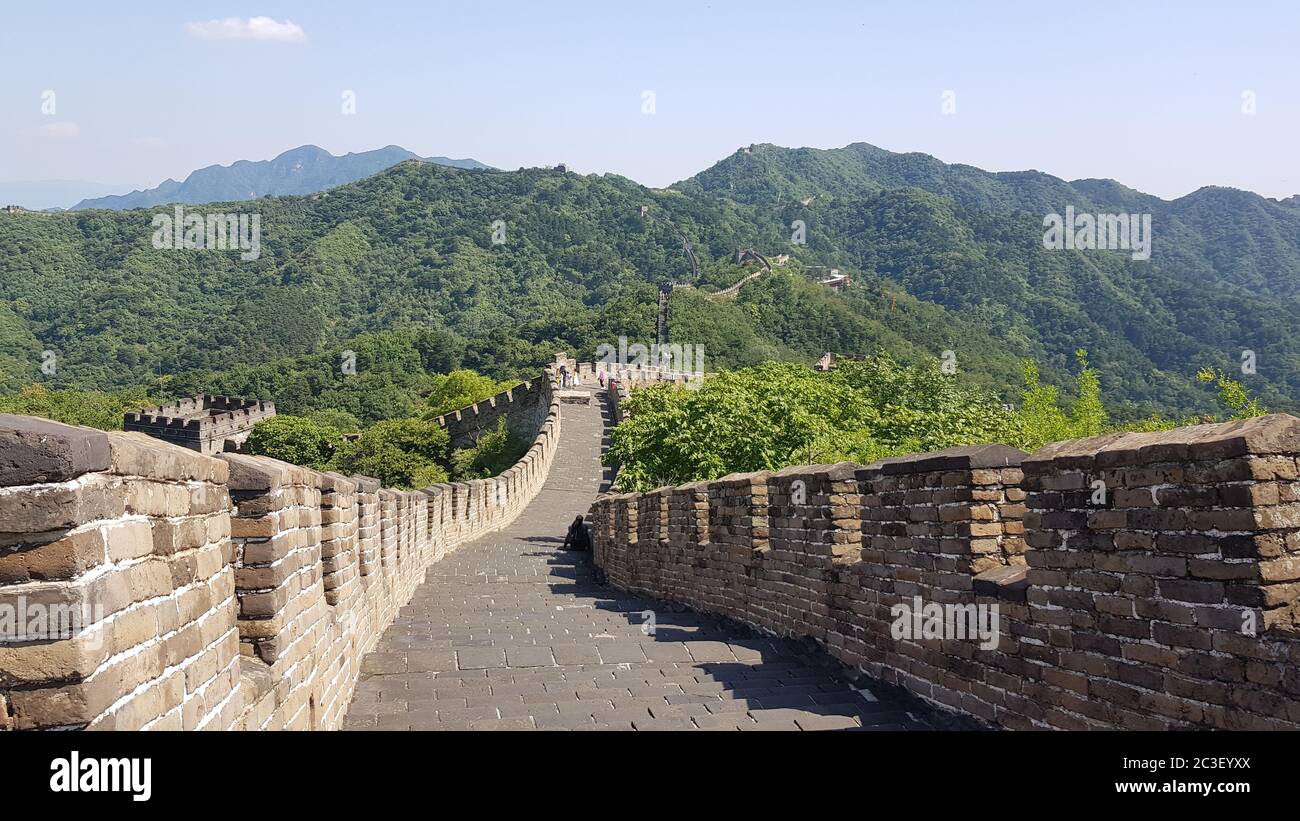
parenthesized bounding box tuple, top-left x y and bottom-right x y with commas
(1196, 368, 1267, 419)
(243, 416, 343, 470)
(606, 351, 1126, 492)
(331, 418, 450, 489)
(450, 418, 529, 480)
(605, 356, 999, 491)
(1004, 350, 1105, 451)
(306, 408, 362, 433)
(422, 370, 512, 418)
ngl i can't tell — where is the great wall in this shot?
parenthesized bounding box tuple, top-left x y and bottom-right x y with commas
(590, 417, 1300, 730)
(0, 371, 562, 730)
(2, 357, 1299, 731)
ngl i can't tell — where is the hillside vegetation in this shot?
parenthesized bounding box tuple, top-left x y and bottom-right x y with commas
(1, 141, 1298, 423)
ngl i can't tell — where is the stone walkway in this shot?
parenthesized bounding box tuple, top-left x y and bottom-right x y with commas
(342, 387, 934, 730)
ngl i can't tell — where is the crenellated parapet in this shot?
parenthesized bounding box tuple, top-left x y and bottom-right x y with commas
(589, 416, 1300, 730)
(431, 377, 554, 450)
(0, 380, 563, 731)
(124, 394, 277, 455)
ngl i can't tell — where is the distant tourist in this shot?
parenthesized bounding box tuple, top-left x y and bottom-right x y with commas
(559, 364, 569, 387)
(563, 515, 591, 551)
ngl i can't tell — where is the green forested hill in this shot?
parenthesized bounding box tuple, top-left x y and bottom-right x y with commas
(674, 143, 1300, 416)
(1, 142, 1297, 420)
(0, 160, 1026, 396)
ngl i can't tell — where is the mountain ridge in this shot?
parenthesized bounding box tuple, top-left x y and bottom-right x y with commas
(69, 144, 492, 211)
(4, 140, 1299, 422)
(675, 141, 1297, 212)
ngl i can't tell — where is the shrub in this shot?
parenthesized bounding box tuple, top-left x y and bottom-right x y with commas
(330, 417, 450, 489)
(243, 415, 343, 470)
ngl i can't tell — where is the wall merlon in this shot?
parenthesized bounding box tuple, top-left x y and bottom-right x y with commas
(0, 413, 111, 485)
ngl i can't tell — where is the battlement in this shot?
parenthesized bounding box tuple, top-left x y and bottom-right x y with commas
(0, 379, 562, 730)
(123, 394, 276, 455)
(432, 377, 553, 450)
(590, 415, 1300, 730)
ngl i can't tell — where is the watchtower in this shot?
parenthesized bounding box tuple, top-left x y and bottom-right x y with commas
(123, 395, 276, 455)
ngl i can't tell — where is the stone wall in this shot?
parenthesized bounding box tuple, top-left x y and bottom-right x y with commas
(590, 416, 1300, 730)
(123, 395, 277, 455)
(431, 376, 553, 451)
(0, 378, 562, 731)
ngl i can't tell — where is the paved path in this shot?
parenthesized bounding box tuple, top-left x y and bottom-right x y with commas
(343, 387, 934, 730)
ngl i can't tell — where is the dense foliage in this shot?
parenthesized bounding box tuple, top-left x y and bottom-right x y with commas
(329, 418, 450, 489)
(242, 416, 344, 470)
(238, 367, 528, 489)
(605, 353, 1266, 492)
(422, 370, 515, 418)
(4, 141, 1297, 421)
(0, 384, 162, 430)
(449, 418, 531, 480)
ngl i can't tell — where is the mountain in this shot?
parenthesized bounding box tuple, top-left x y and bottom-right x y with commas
(3, 142, 1299, 422)
(69, 145, 491, 210)
(0, 180, 139, 211)
(0, 161, 1031, 408)
(673, 143, 1300, 414)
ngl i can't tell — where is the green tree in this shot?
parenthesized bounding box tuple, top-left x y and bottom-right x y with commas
(450, 418, 529, 480)
(243, 416, 343, 470)
(1069, 350, 1107, 437)
(1196, 368, 1267, 419)
(422, 369, 512, 418)
(1007, 361, 1072, 450)
(606, 356, 1007, 491)
(306, 408, 362, 433)
(330, 418, 450, 489)
(606, 351, 1131, 491)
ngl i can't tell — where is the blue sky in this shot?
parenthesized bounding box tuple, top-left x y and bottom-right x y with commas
(1, 0, 1296, 199)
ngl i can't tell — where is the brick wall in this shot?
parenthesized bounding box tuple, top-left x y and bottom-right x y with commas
(0, 380, 562, 731)
(431, 375, 553, 451)
(589, 417, 1300, 730)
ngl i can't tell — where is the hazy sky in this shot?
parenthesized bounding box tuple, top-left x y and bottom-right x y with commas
(2, 0, 1296, 199)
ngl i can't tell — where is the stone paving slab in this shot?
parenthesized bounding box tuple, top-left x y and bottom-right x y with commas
(343, 387, 938, 732)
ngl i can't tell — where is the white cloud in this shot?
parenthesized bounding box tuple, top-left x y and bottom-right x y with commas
(39, 121, 79, 138)
(185, 16, 306, 42)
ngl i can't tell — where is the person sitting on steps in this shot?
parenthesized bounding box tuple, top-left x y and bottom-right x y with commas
(562, 515, 591, 551)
